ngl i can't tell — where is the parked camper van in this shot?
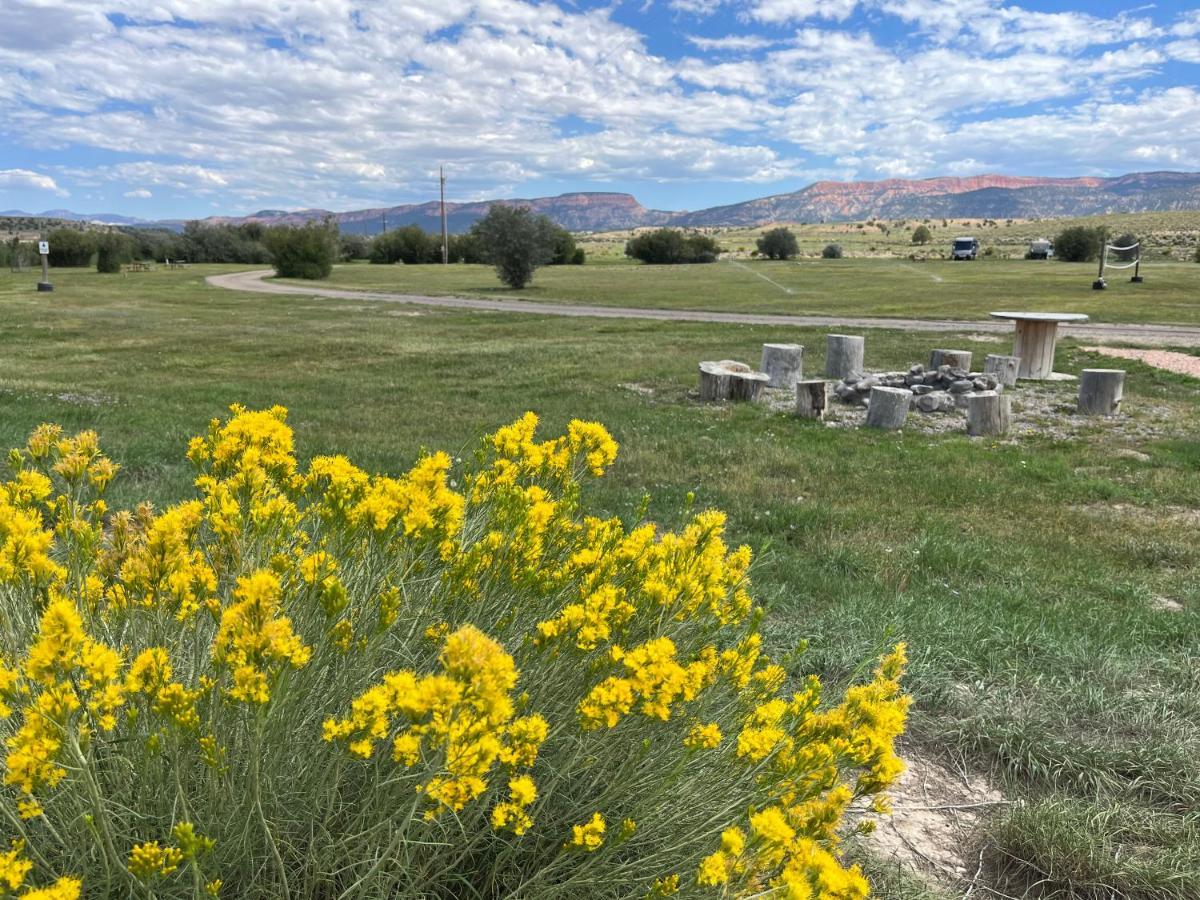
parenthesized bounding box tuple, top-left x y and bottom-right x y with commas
(951, 236, 979, 260)
(1028, 239, 1053, 259)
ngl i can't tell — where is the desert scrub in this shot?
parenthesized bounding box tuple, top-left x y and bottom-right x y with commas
(0, 406, 908, 899)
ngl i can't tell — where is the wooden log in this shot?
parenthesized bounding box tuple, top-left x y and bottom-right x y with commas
(984, 354, 1021, 387)
(929, 349, 973, 371)
(728, 370, 771, 402)
(966, 390, 1011, 436)
(760, 343, 804, 389)
(863, 386, 911, 430)
(794, 379, 830, 420)
(1077, 369, 1125, 416)
(825, 334, 865, 379)
(698, 360, 752, 401)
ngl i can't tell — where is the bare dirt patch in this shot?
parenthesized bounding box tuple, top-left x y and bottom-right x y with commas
(1074, 503, 1200, 528)
(1082, 346, 1200, 378)
(856, 752, 1005, 888)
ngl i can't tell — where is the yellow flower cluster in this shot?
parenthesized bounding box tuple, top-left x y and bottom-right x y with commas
(324, 625, 546, 818)
(567, 812, 606, 851)
(212, 571, 312, 704)
(579, 637, 716, 728)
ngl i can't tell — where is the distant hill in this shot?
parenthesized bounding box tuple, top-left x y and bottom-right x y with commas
(667, 172, 1200, 226)
(6, 171, 1200, 236)
(202, 192, 676, 235)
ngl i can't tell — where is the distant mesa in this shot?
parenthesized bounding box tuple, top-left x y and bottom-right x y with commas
(6, 171, 1200, 235)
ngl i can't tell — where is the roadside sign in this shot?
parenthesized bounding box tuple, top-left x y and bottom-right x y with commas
(38, 241, 49, 255)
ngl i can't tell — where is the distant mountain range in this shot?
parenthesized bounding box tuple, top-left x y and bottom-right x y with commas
(7, 171, 1200, 234)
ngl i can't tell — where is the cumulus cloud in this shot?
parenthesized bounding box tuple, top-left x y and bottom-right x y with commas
(0, 169, 68, 196)
(123, 188, 152, 198)
(0, 0, 1194, 212)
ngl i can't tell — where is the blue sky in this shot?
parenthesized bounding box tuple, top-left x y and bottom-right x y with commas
(1, 0, 1198, 219)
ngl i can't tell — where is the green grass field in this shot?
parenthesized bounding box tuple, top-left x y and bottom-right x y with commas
(3, 264, 1200, 898)
(294, 257, 1200, 327)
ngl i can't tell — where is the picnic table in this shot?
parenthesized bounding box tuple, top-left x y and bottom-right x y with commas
(989, 311, 1089, 380)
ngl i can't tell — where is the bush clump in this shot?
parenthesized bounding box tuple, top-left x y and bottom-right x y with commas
(755, 228, 799, 260)
(625, 229, 720, 264)
(263, 221, 339, 279)
(0, 407, 908, 899)
(45, 228, 96, 268)
(911, 225, 932, 245)
(96, 232, 133, 274)
(821, 243, 844, 259)
(1053, 226, 1107, 262)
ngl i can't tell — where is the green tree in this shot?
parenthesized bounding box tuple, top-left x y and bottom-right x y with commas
(821, 243, 844, 259)
(911, 225, 932, 245)
(262, 220, 338, 279)
(96, 232, 133, 274)
(755, 227, 798, 260)
(339, 233, 370, 261)
(370, 226, 438, 265)
(45, 228, 96, 267)
(624, 229, 719, 264)
(547, 227, 582, 265)
(469, 205, 558, 288)
(1054, 226, 1107, 262)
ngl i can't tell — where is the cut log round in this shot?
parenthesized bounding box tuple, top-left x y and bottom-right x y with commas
(984, 354, 1021, 387)
(760, 343, 804, 389)
(794, 379, 830, 420)
(825, 334, 865, 379)
(728, 370, 771, 402)
(966, 390, 1011, 436)
(929, 349, 973, 371)
(1077, 369, 1125, 416)
(699, 360, 755, 401)
(863, 386, 911, 430)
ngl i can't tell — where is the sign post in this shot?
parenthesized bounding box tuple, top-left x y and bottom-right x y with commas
(37, 241, 53, 292)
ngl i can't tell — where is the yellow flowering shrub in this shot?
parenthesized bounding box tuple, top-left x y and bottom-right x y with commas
(0, 406, 908, 898)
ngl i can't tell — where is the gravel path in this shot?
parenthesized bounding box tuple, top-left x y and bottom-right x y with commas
(1081, 346, 1200, 377)
(207, 269, 1200, 347)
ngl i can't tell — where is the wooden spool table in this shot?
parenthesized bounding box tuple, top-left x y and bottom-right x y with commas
(988, 311, 1089, 380)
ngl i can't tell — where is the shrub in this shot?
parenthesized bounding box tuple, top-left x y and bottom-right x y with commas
(1194, 244, 1200, 263)
(447, 232, 485, 264)
(45, 228, 96, 267)
(96, 232, 133, 273)
(370, 226, 438, 265)
(1054, 226, 1107, 263)
(756, 228, 798, 260)
(821, 243, 844, 259)
(1111, 232, 1139, 262)
(339, 234, 370, 262)
(470, 205, 558, 288)
(548, 227, 580, 265)
(263, 221, 338, 279)
(179, 223, 269, 264)
(624, 229, 720, 264)
(911, 225, 932, 245)
(570, 246, 586, 265)
(0, 407, 908, 899)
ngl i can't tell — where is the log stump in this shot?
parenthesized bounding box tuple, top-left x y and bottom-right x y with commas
(966, 390, 1011, 436)
(1077, 369, 1125, 416)
(863, 386, 911, 430)
(728, 370, 771, 402)
(929, 349, 973, 371)
(760, 343, 804, 389)
(795, 380, 830, 420)
(984, 354, 1021, 388)
(825, 334, 865, 379)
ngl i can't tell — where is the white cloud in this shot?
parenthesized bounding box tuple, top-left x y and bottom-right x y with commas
(0, 0, 1194, 213)
(123, 188, 152, 198)
(0, 169, 68, 196)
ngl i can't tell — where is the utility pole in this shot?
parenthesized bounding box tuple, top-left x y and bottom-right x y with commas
(381, 211, 387, 235)
(439, 165, 449, 265)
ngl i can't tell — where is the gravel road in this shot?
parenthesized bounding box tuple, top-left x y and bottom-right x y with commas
(207, 269, 1200, 348)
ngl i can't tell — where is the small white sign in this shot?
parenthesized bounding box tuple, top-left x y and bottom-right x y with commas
(38, 241, 49, 255)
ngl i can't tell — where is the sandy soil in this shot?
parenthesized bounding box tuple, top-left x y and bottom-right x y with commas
(1081, 346, 1200, 377)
